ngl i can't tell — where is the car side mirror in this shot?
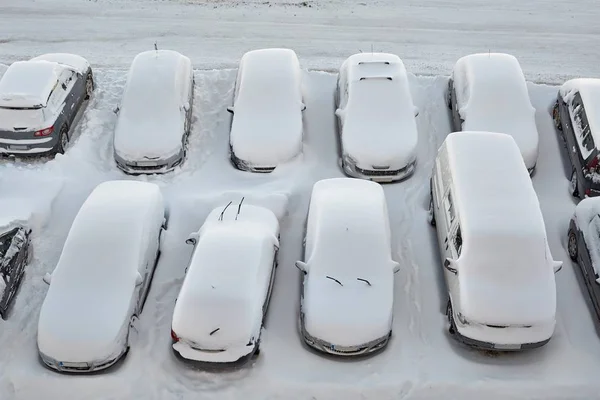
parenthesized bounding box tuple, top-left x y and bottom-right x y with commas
(393, 261, 401, 273)
(444, 258, 457, 274)
(227, 106, 234, 114)
(596, 277, 600, 285)
(295, 261, 307, 274)
(335, 108, 343, 118)
(135, 272, 143, 286)
(414, 106, 420, 117)
(61, 83, 67, 90)
(185, 232, 199, 245)
(113, 105, 120, 115)
(301, 103, 306, 111)
(43, 273, 52, 285)
(553, 261, 563, 273)
(182, 102, 190, 112)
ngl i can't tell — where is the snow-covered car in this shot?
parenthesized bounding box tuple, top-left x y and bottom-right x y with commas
(113, 50, 194, 174)
(171, 200, 279, 366)
(428, 131, 562, 351)
(447, 53, 538, 174)
(0, 223, 32, 319)
(295, 178, 400, 356)
(568, 198, 600, 322)
(552, 79, 600, 198)
(335, 53, 419, 182)
(0, 53, 94, 155)
(37, 180, 166, 373)
(228, 48, 305, 172)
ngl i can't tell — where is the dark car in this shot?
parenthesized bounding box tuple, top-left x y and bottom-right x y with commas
(0, 224, 32, 319)
(0, 53, 94, 156)
(552, 78, 600, 198)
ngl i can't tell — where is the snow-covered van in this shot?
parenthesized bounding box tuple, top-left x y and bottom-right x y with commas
(37, 180, 166, 372)
(228, 48, 305, 172)
(335, 53, 419, 182)
(447, 53, 538, 174)
(296, 178, 400, 356)
(428, 131, 562, 351)
(553, 78, 600, 198)
(171, 201, 279, 366)
(113, 50, 194, 174)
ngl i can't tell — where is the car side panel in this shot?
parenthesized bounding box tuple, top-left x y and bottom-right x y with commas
(576, 223, 600, 321)
(448, 79, 463, 132)
(559, 94, 586, 194)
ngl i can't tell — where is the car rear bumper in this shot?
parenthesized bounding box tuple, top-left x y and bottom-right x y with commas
(342, 157, 416, 183)
(230, 150, 276, 173)
(0, 136, 57, 155)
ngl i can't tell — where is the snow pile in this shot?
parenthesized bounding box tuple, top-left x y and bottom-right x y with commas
(339, 53, 418, 168)
(452, 53, 539, 170)
(0, 61, 63, 109)
(113, 50, 193, 160)
(229, 48, 304, 167)
(303, 178, 396, 346)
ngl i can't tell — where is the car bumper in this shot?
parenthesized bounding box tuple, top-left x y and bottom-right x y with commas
(39, 349, 127, 373)
(342, 158, 416, 183)
(230, 150, 276, 173)
(172, 340, 257, 368)
(114, 151, 184, 175)
(0, 136, 57, 155)
(300, 313, 391, 356)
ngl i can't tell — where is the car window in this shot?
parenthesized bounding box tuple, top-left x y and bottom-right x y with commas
(444, 191, 456, 226)
(571, 93, 595, 154)
(453, 226, 463, 256)
(46, 85, 65, 112)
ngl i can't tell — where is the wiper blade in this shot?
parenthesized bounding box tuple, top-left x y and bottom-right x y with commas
(357, 278, 371, 286)
(325, 275, 343, 286)
(209, 328, 220, 336)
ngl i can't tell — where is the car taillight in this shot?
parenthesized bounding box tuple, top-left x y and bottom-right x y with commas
(171, 329, 179, 342)
(34, 126, 54, 137)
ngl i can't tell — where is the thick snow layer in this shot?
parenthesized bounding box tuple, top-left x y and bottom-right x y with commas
(0, 61, 63, 109)
(302, 178, 396, 346)
(229, 48, 304, 167)
(37, 180, 164, 363)
(339, 53, 418, 169)
(443, 132, 557, 325)
(29, 53, 90, 74)
(172, 203, 278, 362)
(113, 50, 193, 160)
(453, 53, 539, 170)
(560, 79, 600, 157)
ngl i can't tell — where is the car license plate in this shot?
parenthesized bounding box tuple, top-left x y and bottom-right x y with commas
(493, 343, 521, 350)
(9, 145, 28, 150)
(136, 160, 158, 167)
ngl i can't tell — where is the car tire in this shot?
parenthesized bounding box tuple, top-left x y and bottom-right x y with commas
(447, 299, 456, 335)
(568, 229, 578, 261)
(552, 102, 562, 131)
(570, 170, 579, 197)
(56, 126, 69, 155)
(84, 73, 94, 100)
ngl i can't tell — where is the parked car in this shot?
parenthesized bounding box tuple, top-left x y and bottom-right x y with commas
(0, 223, 32, 319)
(171, 200, 279, 366)
(37, 180, 166, 372)
(335, 53, 419, 182)
(428, 131, 562, 351)
(447, 53, 538, 174)
(552, 78, 600, 198)
(568, 197, 600, 322)
(228, 48, 305, 172)
(295, 178, 400, 356)
(113, 50, 194, 174)
(0, 53, 94, 155)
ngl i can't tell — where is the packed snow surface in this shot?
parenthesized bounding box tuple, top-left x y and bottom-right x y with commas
(0, 61, 62, 109)
(172, 203, 279, 362)
(339, 53, 418, 168)
(229, 48, 304, 167)
(1, 0, 600, 398)
(452, 53, 539, 170)
(29, 53, 90, 74)
(444, 132, 558, 326)
(37, 180, 164, 364)
(303, 178, 396, 346)
(114, 50, 193, 160)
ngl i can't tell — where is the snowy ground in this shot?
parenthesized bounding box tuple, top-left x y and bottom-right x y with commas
(2, 0, 600, 399)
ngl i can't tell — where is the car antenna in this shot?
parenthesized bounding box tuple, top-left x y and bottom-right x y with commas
(209, 328, 220, 336)
(235, 197, 245, 221)
(219, 201, 233, 221)
(326, 275, 343, 286)
(154, 41, 158, 51)
(357, 277, 371, 286)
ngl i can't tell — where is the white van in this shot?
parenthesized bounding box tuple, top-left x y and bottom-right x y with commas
(428, 131, 562, 351)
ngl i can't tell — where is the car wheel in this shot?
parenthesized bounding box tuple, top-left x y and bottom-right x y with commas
(56, 126, 69, 155)
(570, 170, 579, 197)
(84, 73, 94, 100)
(552, 102, 562, 131)
(568, 229, 578, 261)
(447, 299, 456, 335)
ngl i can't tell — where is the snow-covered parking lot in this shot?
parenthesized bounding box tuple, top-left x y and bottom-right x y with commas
(2, 0, 600, 399)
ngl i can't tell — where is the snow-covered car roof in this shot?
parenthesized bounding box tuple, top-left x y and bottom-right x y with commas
(451, 53, 538, 169)
(114, 50, 193, 160)
(229, 48, 304, 167)
(560, 78, 600, 149)
(443, 132, 557, 325)
(339, 53, 418, 167)
(37, 180, 165, 362)
(29, 53, 90, 74)
(0, 61, 66, 109)
(303, 178, 396, 346)
(172, 203, 278, 355)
